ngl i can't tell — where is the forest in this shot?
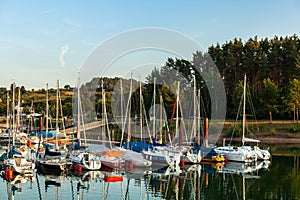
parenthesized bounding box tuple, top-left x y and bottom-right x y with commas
(146, 34, 300, 121)
(0, 35, 300, 122)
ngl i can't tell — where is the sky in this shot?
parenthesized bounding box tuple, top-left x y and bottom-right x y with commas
(0, 0, 299, 89)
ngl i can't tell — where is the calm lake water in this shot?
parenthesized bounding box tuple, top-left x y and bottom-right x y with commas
(0, 144, 299, 200)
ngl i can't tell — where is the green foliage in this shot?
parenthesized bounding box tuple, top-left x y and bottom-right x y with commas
(208, 34, 300, 119)
(226, 124, 243, 137)
(270, 128, 276, 135)
(288, 124, 300, 133)
(259, 78, 280, 121)
(257, 124, 267, 132)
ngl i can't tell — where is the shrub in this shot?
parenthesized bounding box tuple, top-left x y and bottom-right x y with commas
(226, 124, 243, 137)
(288, 124, 300, 133)
(270, 128, 276, 135)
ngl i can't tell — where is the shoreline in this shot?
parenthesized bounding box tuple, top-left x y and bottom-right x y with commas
(219, 137, 300, 144)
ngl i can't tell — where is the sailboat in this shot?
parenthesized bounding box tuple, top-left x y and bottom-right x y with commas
(36, 81, 72, 173)
(115, 78, 152, 168)
(3, 82, 36, 175)
(215, 75, 270, 162)
(181, 77, 202, 164)
(69, 75, 101, 171)
(5, 155, 36, 175)
(238, 75, 271, 160)
(134, 79, 181, 169)
(142, 82, 186, 168)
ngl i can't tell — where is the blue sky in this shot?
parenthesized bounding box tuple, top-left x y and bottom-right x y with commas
(0, 0, 299, 89)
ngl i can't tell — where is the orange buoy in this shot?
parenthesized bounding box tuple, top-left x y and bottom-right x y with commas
(74, 165, 82, 171)
(73, 165, 82, 175)
(5, 168, 13, 179)
(39, 146, 44, 152)
(58, 140, 62, 145)
(77, 165, 82, 171)
(104, 176, 123, 182)
(27, 140, 32, 146)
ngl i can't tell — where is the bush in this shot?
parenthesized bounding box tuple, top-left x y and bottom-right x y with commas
(288, 124, 300, 133)
(270, 128, 276, 135)
(226, 124, 243, 137)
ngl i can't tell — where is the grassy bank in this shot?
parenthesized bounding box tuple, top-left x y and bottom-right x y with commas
(215, 120, 300, 145)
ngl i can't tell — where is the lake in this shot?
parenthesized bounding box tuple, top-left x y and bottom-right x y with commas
(0, 144, 299, 200)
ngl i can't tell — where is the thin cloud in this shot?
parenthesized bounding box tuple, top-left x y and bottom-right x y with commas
(60, 44, 69, 68)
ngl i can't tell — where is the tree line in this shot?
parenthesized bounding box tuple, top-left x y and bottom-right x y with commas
(147, 34, 300, 121)
(0, 85, 74, 118)
(1, 35, 300, 123)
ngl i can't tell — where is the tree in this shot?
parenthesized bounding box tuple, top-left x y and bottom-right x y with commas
(259, 78, 280, 122)
(64, 85, 71, 90)
(287, 79, 300, 122)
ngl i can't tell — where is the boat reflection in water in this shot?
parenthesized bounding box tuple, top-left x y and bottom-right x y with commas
(219, 160, 271, 174)
(0, 158, 273, 200)
(0, 172, 35, 200)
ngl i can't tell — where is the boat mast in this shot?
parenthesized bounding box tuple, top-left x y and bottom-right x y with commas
(120, 79, 124, 141)
(242, 74, 247, 146)
(127, 75, 133, 143)
(153, 77, 156, 139)
(77, 75, 81, 140)
(56, 80, 59, 147)
(193, 76, 197, 141)
(6, 91, 9, 130)
(139, 77, 142, 141)
(197, 88, 201, 146)
(46, 83, 49, 135)
(175, 81, 180, 142)
(119, 79, 124, 146)
(159, 95, 163, 144)
(17, 87, 21, 132)
(12, 82, 16, 147)
(104, 89, 112, 149)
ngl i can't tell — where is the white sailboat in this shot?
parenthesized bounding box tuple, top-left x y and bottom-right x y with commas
(214, 75, 257, 162)
(215, 75, 270, 162)
(69, 75, 101, 171)
(141, 146, 181, 169)
(70, 151, 101, 170)
(4, 82, 35, 175)
(137, 79, 181, 169)
(182, 77, 202, 164)
(5, 155, 35, 175)
(94, 79, 125, 170)
(239, 74, 271, 160)
(116, 78, 152, 168)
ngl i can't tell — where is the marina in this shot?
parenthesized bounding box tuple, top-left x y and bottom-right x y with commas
(0, 145, 298, 199)
(0, 76, 296, 199)
(1, 2, 300, 199)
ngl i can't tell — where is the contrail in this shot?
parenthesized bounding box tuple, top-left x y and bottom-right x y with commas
(60, 44, 69, 68)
